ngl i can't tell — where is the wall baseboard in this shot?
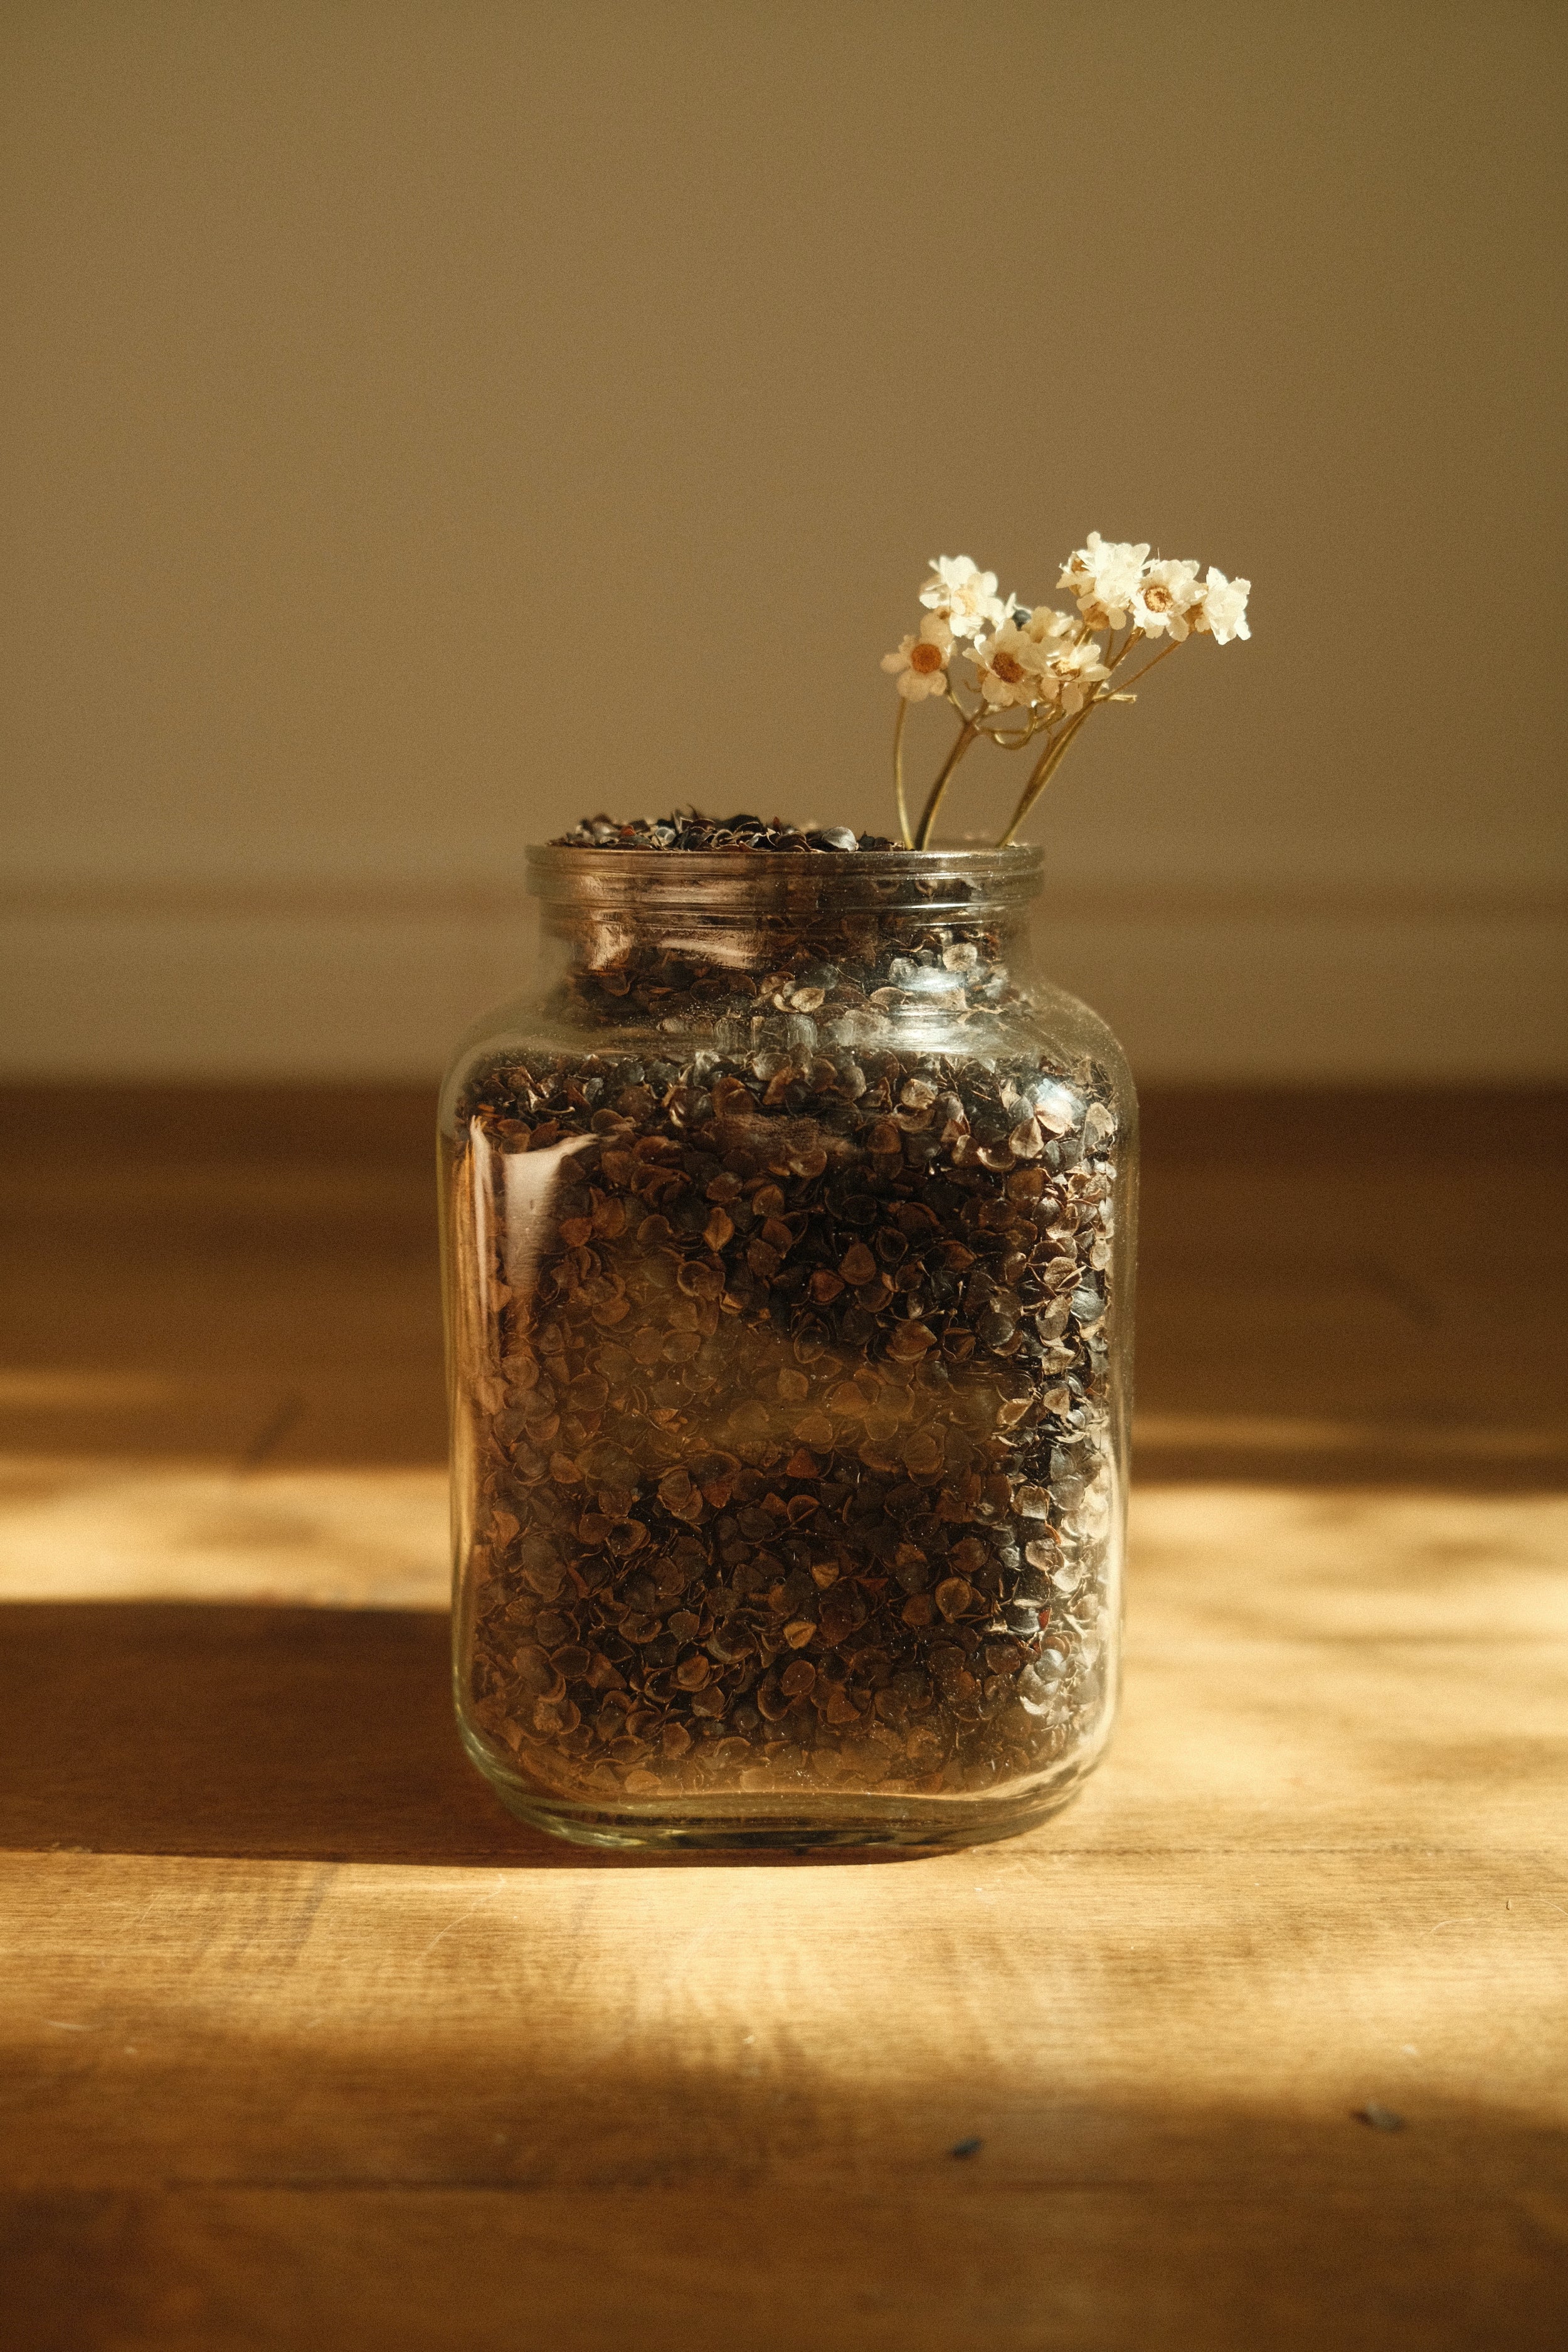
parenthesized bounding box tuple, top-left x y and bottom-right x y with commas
(3, 878, 1564, 1081)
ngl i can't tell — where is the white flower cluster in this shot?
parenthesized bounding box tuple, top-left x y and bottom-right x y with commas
(919, 554, 1007, 641)
(882, 539, 1253, 847)
(970, 607, 1107, 714)
(883, 541, 1251, 710)
(1058, 532, 1251, 646)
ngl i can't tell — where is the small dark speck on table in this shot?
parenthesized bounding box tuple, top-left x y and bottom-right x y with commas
(950, 2137, 984, 2159)
(1353, 2104, 1406, 2132)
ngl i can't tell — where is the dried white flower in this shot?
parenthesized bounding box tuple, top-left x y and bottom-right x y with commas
(1131, 556, 1204, 640)
(919, 555, 1008, 642)
(1194, 566, 1251, 645)
(1019, 603, 1077, 649)
(881, 612, 954, 701)
(1059, 532, 1149, 628)
(1046, 639, 1111, 713)
(969, 617, 1052, 710)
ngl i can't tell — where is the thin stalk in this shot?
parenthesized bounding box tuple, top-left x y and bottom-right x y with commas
(967, 687, 1047, 750)
(995, 703, 1094, 846)
(892, 697, 912, 847)
(913, 712, 983, 849)
(1110, 634, 1182, 696)
(1101, 624, 1142, 675)
(994, 628, 1173, 845)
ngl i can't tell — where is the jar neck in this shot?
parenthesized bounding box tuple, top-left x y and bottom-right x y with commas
(526, 846, 1043, 1046)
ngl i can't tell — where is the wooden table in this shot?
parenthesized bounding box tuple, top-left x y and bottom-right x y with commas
(3, 1086, 1564, 2350)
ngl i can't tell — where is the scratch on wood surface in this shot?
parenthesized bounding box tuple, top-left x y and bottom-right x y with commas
(417, 1877, 510, 1960)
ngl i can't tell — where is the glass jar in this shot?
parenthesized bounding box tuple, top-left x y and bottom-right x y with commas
(439, 845, 1136, 1850)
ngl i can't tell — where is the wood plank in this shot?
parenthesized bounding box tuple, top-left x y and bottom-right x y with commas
(0, 1459, 450, 1609)
(4, 1844, 1565, 2190)
(6, 2181, 1564, 2352)
(1, 1839, 1564, 2346)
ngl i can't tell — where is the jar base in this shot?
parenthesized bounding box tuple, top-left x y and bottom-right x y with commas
(460, 1722, 1098, 1855)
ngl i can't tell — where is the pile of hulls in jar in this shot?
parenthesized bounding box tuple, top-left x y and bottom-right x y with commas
(455, 887, 1120, 1803)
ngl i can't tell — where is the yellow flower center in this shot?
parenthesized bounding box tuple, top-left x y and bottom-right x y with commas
(991, 652, 1025, 684)
(909, 642, 943, 674)
(1143, 583, 1173, 612)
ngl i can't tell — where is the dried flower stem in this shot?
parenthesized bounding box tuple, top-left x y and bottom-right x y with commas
(1110, 635, 1183, 699)
(1103, 626, 1143, 677)
(996, 629, 1170, 845)
(893, 697, 913, 847)
(913, 714, 983, 850)
(996, 707, 1094, 847)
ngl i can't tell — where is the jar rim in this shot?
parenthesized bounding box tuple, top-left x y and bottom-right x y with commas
(526, 840, 1044, 914)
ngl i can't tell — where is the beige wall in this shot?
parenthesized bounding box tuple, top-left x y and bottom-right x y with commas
(3, 0, 1564, 1079)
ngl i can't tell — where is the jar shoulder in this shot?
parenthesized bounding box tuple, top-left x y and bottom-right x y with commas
(441, 975, 1135, 1142)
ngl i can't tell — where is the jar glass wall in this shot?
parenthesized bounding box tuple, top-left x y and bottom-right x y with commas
(440, 845, 1136, 1850)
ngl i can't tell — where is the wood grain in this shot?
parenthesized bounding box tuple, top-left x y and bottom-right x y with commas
(1, 1086, 1565, 2349)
